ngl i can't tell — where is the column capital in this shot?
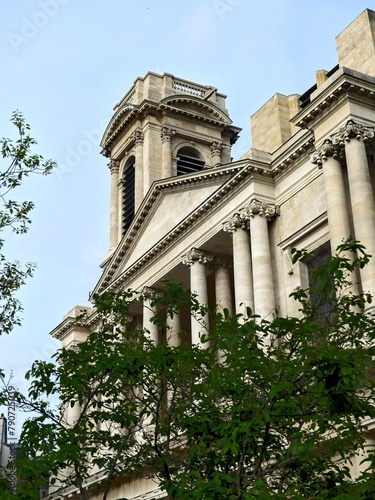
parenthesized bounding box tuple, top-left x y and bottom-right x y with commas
(310, 139, 342, 167)
(241, 199, 280, 221)
(108, 159, 120, 173)
(161, 126, 175, 143)
(210, 141, 223, 156)
(130, 129, 144, 145)
(223, 213, 248, 233)
(331, 120, 375, 145)
(182, 247, 213, 266)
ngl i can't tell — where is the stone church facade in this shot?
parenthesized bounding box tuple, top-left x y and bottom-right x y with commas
(50, 9, 375, 499)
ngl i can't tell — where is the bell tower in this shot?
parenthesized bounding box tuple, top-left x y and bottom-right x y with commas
(100, 72, 240, 251)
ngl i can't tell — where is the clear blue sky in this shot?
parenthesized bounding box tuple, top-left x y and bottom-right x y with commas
(0, 0, 371, 433)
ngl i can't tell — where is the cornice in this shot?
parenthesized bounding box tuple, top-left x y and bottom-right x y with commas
(292, 68, 375, 130)
(270, 133, 315, 179)
(101, 96, 240, 153)
(51, 314, 101, 342)
(50, 317, 88, 341)
(101, 100, 159, 152)
(159, 96, 232, 125)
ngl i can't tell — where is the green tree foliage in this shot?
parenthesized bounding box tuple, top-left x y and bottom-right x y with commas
(7, 240, 375, 499)
(0, 111, 55, 336)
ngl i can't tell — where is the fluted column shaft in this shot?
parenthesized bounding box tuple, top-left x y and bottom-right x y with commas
(109, 160, 120, 250)
(182, 248, 212, 347)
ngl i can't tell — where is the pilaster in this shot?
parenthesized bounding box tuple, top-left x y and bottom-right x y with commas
(108, 159, 120, 250)
(131, 129, 144, 211)
(161, 126, 175, 178)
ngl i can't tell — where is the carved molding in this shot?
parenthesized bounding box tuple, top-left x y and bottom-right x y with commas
(310, 139, 342, 167)
(331, 120, 375, 145)
(181, 247, 213, 266)
(223, 212, 248, 233)
(240, 199, 280, 221)
(161, 126, 175, 143)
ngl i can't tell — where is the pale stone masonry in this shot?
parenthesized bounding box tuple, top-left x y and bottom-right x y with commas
(336, 8, 375, 78)
(50, 9, 375, 499)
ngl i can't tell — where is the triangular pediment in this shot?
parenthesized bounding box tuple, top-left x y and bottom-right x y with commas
(95, 164, 248, 292)
(113, 176, 226, 279)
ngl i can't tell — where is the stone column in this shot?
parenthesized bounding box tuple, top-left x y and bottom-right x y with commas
(108, 159, 120, 250)
(166, 313, 181, 347)
(311, 139, 359, 295)
(132, 130, 144, 211)
(311, 140, 352, 253)
(214, 256, 233, 316)
(210, 141, 223, 166)
(332, 121, 375, 297)
(161, 126, 175, 178)
(142, 287, 159, 344)
(241, 200, 279, 320)
(182, 248, 213, 346)
(66, 401, 81, 426)
(223, 214, 254, 316)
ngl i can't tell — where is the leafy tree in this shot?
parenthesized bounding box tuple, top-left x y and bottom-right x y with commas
(0, 111, 55, 336)
(0, 111, 55, 497)
(6, 240, 375, 499)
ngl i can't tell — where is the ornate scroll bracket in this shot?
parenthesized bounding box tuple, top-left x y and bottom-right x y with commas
(182, 248, 214, 266)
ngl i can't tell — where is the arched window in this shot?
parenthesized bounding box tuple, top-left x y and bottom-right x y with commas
(176, 147, 205, 176)
(122, 157, 135, 235)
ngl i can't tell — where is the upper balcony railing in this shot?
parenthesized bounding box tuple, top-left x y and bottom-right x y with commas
(172, 79, 206, 98)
